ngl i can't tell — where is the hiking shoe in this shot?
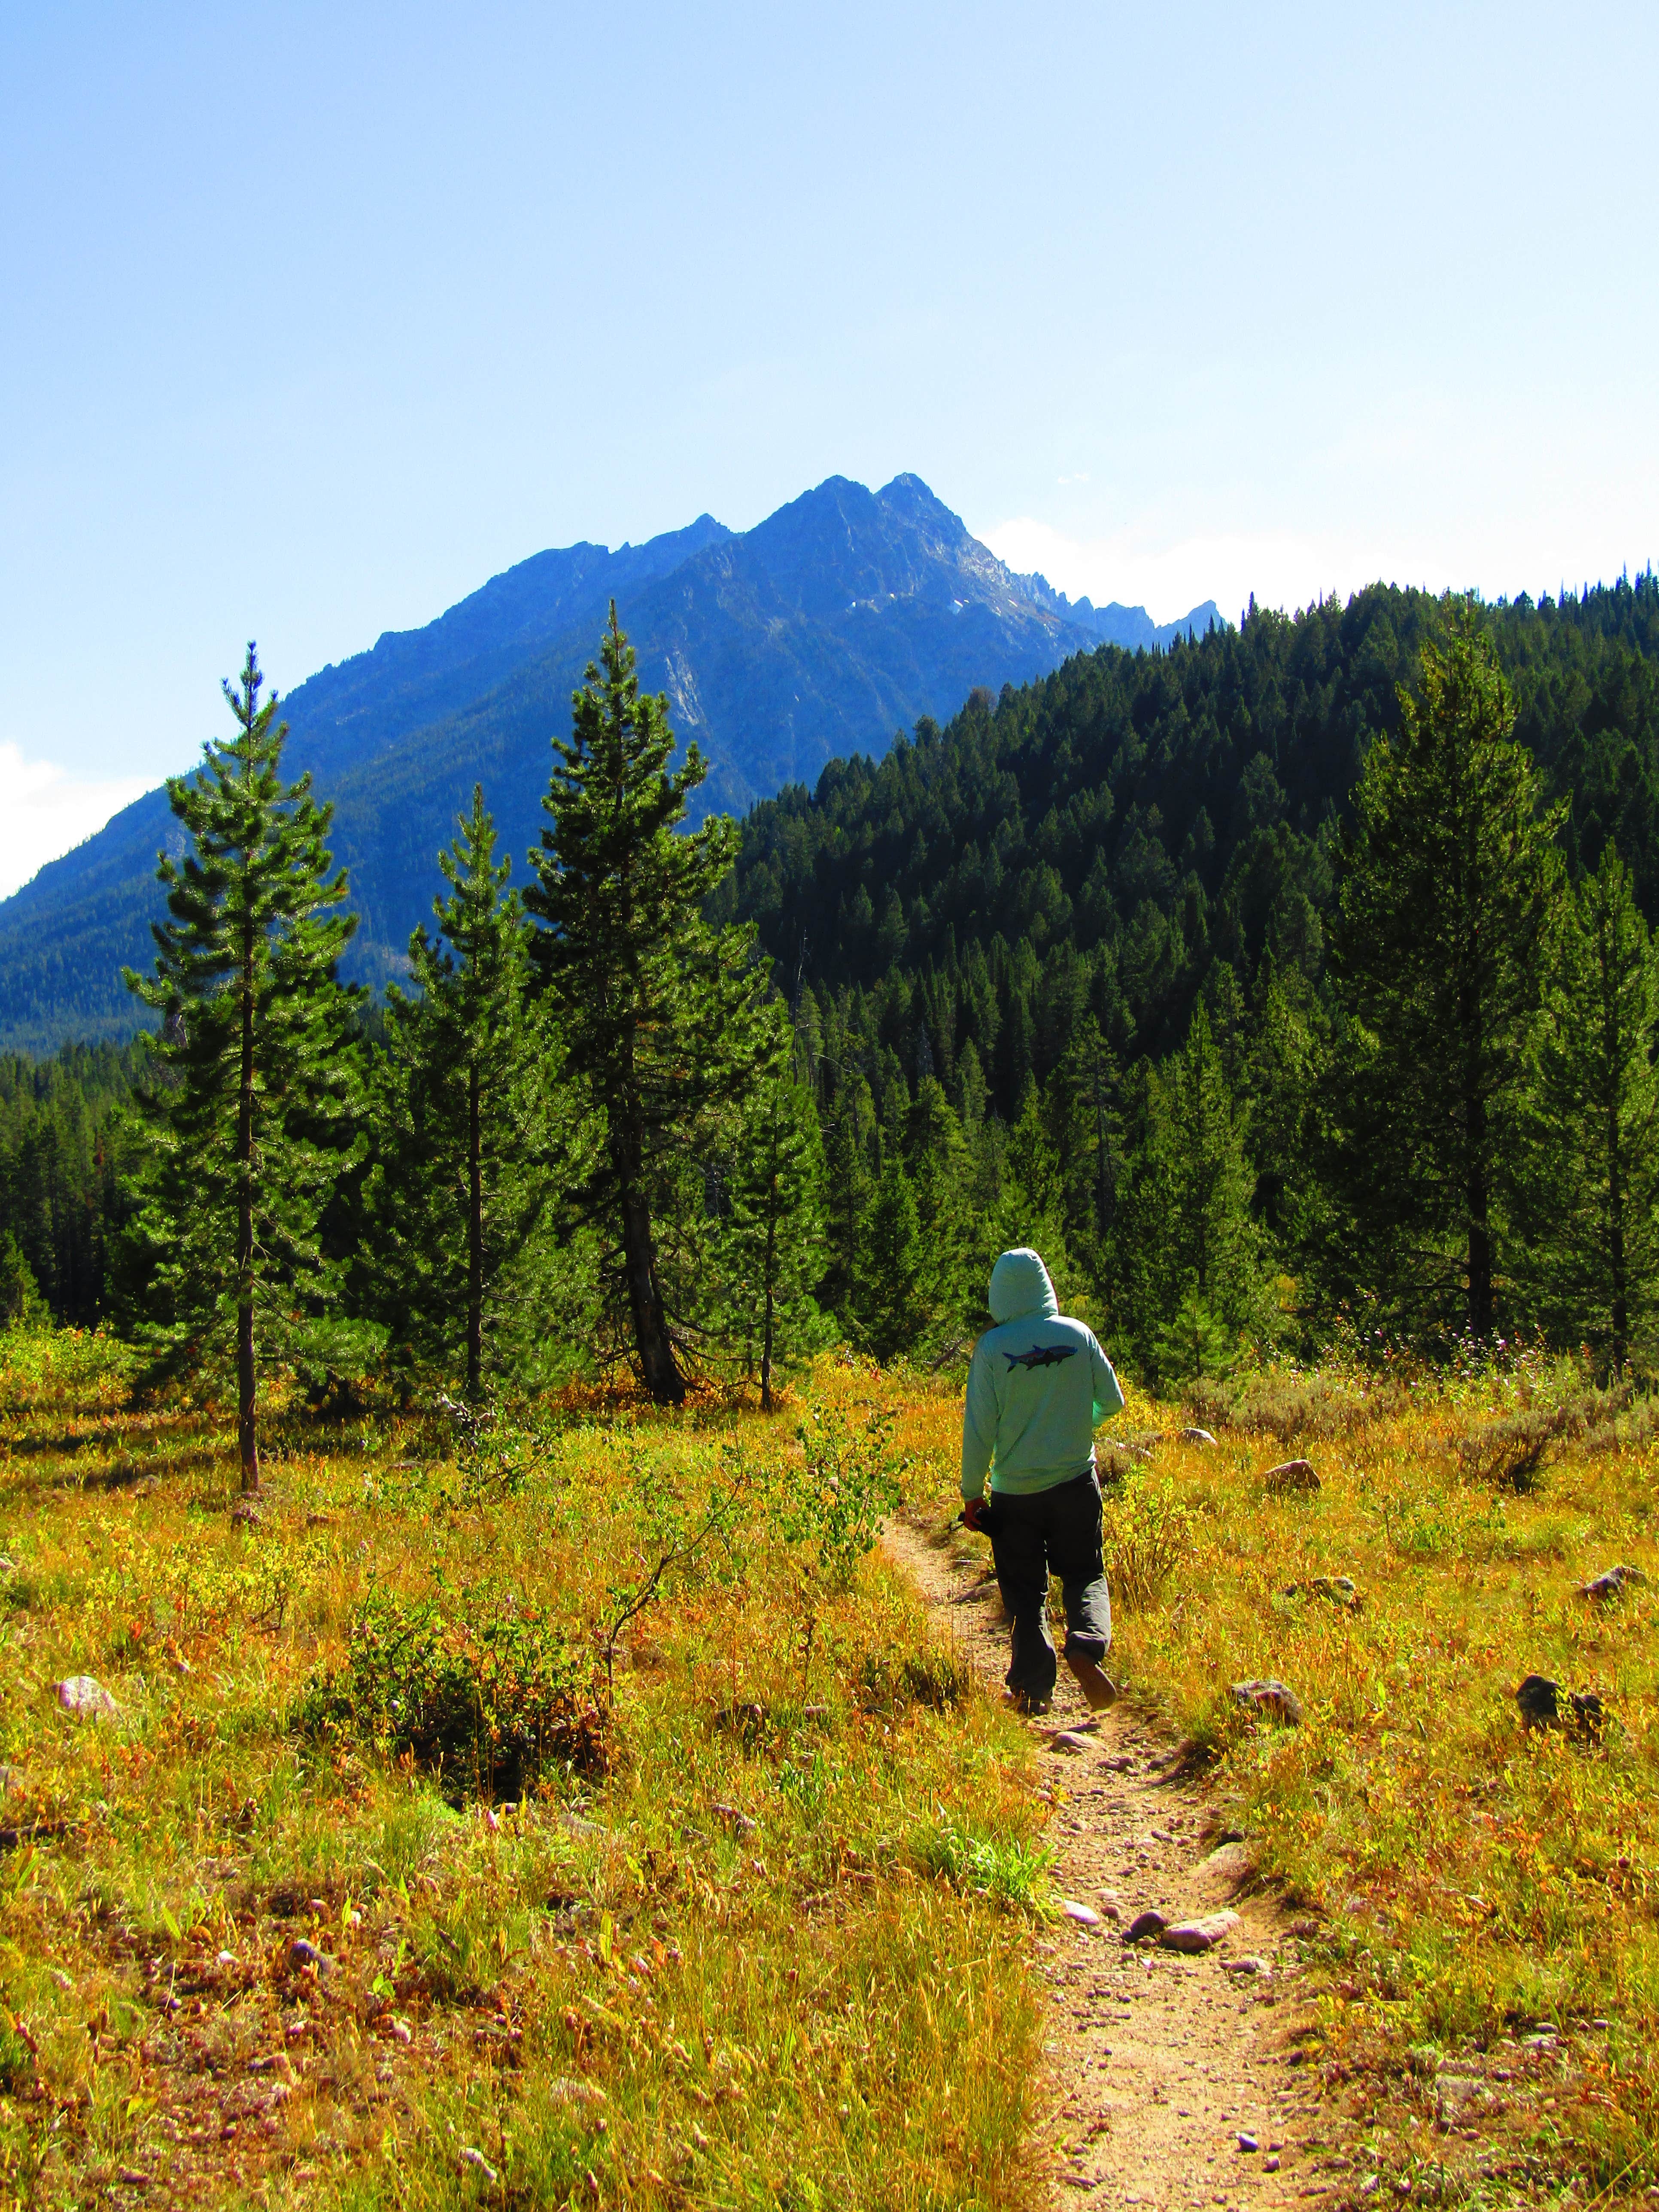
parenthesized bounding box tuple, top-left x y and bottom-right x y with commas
(1065, 1652, 1119, 1711)
(1003, 1687, 1053, 1717)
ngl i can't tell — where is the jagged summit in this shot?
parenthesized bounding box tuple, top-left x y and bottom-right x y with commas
(0, 475, 1218, 1053)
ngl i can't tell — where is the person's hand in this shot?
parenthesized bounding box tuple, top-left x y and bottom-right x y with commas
(961, 1495, 989, 1532)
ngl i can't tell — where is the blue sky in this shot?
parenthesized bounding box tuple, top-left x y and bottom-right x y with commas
(2, 0, 1656, 893)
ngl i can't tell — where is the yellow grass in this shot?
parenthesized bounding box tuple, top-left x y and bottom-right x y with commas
(893, 1349, 1659, 2195)
(3, 1330, 1657, 2204)
(0, 1335, 1045, 2211)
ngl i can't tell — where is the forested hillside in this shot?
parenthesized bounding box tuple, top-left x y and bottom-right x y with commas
(0, 475, 1219, 1056)
(0, 1042, 140, 1330)
(728, 576, 1659, 1370)
(11, 577, 1659, 1394)
(734, 577, 1659, 1081)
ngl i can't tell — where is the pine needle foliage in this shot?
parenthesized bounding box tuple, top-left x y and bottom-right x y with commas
(366, 786, 561, 1398)
(525, 606, 778, 1401)
(1520, 844, 1659, 1370)
(1329, 614, 1563, 1340)
(712, 1069, 831, 1407)
(122, 644, 359, 1489)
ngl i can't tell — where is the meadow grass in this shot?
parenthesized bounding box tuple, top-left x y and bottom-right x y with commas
(0, 1334, 1045, 2211)
(890, 1345, 1659, 2196)
(4, 1328, 1657, 2205)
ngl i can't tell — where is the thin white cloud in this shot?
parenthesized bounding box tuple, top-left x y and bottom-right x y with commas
(0, 744, 149, 902)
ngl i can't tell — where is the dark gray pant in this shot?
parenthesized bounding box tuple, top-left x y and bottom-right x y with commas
(986, 1471, 1112, 1703)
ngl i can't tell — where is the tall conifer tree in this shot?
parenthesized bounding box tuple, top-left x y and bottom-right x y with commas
(821, 1085, 872, 1323)
(857, 1147, 924, 1361)
(525, 607, 776, 1401)
(1522, 845, 1659, 1368)
(367, 787, 555, 1397)
(124, 644, 358, 1492)
(1329, 615, 1562, 1338)
(715, 1070, 830, 1407)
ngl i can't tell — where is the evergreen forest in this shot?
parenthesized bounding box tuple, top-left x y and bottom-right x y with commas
(11, 575, 1659, 1429)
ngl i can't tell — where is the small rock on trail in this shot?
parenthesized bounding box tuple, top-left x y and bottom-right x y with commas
(1159, 1909, 1240, 1954)
(1123, 1909, 1168, 1944)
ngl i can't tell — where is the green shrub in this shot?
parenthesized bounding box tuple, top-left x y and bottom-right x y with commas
(297, 1586, 607, 1801)
(1102, 1473, 1193, 1608)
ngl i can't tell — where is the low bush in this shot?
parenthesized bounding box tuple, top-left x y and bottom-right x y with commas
(1102, 1472, 1193, 1608)
(297, 1586, 608, 1800)
(1454, 1382, 1632, 1490)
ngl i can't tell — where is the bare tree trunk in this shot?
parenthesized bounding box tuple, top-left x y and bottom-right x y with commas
(237, 915, 259, 1493)
(467, 1061, 483, 1399)
(619, 1169, 684, 1403)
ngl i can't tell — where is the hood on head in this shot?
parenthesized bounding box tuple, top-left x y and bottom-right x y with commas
(988, 1248, 1059, 1326)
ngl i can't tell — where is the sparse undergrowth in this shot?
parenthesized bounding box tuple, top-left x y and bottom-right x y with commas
(896, 1344, 1659, 2198)
(0, 1334, 1045, 2211)
(6, 1326, 1659, 2206)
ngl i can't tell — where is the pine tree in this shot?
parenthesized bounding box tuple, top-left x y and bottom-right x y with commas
(525, 606, 777, 1402)
(0, 1231, 45, 1328)
(123, 644, 359, 1491)
(1522, 845, 1659, 1368)
(904, 1075, 974, 1343)
(820, 1077, 874, 1322)
(1244, 953, 1318, 1241)
(1153, 1003, 1263, 1378)
(857, 1147, 924, 1361)
(715, 1070, 831, 1407)
(367, 787, 556, 1397)
(1330, 615, 1562, 1339)
(989, 1079, 1086, 1316)
(1106, 1007, 1263, 1383)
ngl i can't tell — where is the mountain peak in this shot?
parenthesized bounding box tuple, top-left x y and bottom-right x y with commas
(0, 471, 1215, 1053)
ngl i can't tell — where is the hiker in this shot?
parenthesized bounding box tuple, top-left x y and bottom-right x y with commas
(960, 1246, 1124, 1714)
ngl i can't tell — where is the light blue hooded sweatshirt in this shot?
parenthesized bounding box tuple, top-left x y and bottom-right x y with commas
(961, 1248, 1124, 1501)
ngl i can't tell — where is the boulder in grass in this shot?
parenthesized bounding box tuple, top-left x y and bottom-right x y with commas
(53, 1676, 118, 1722)
(1159, 1909, 1240, 1954)
(1579, 1564, 1647, 1603)
(1264, 1458, 1319, 1497)
(1285, 1574, 1360, 1610)
(1231, 1678, 1303, 1726)
(1516, 1674, 1604, 1737)
(1179, 1427, 1218, 1446)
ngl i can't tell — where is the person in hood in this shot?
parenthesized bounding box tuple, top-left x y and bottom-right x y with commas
(961, 1247, 1124, 1713)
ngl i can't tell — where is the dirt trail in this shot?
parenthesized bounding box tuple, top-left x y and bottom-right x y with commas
(884, 1514, 1346, 2211)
